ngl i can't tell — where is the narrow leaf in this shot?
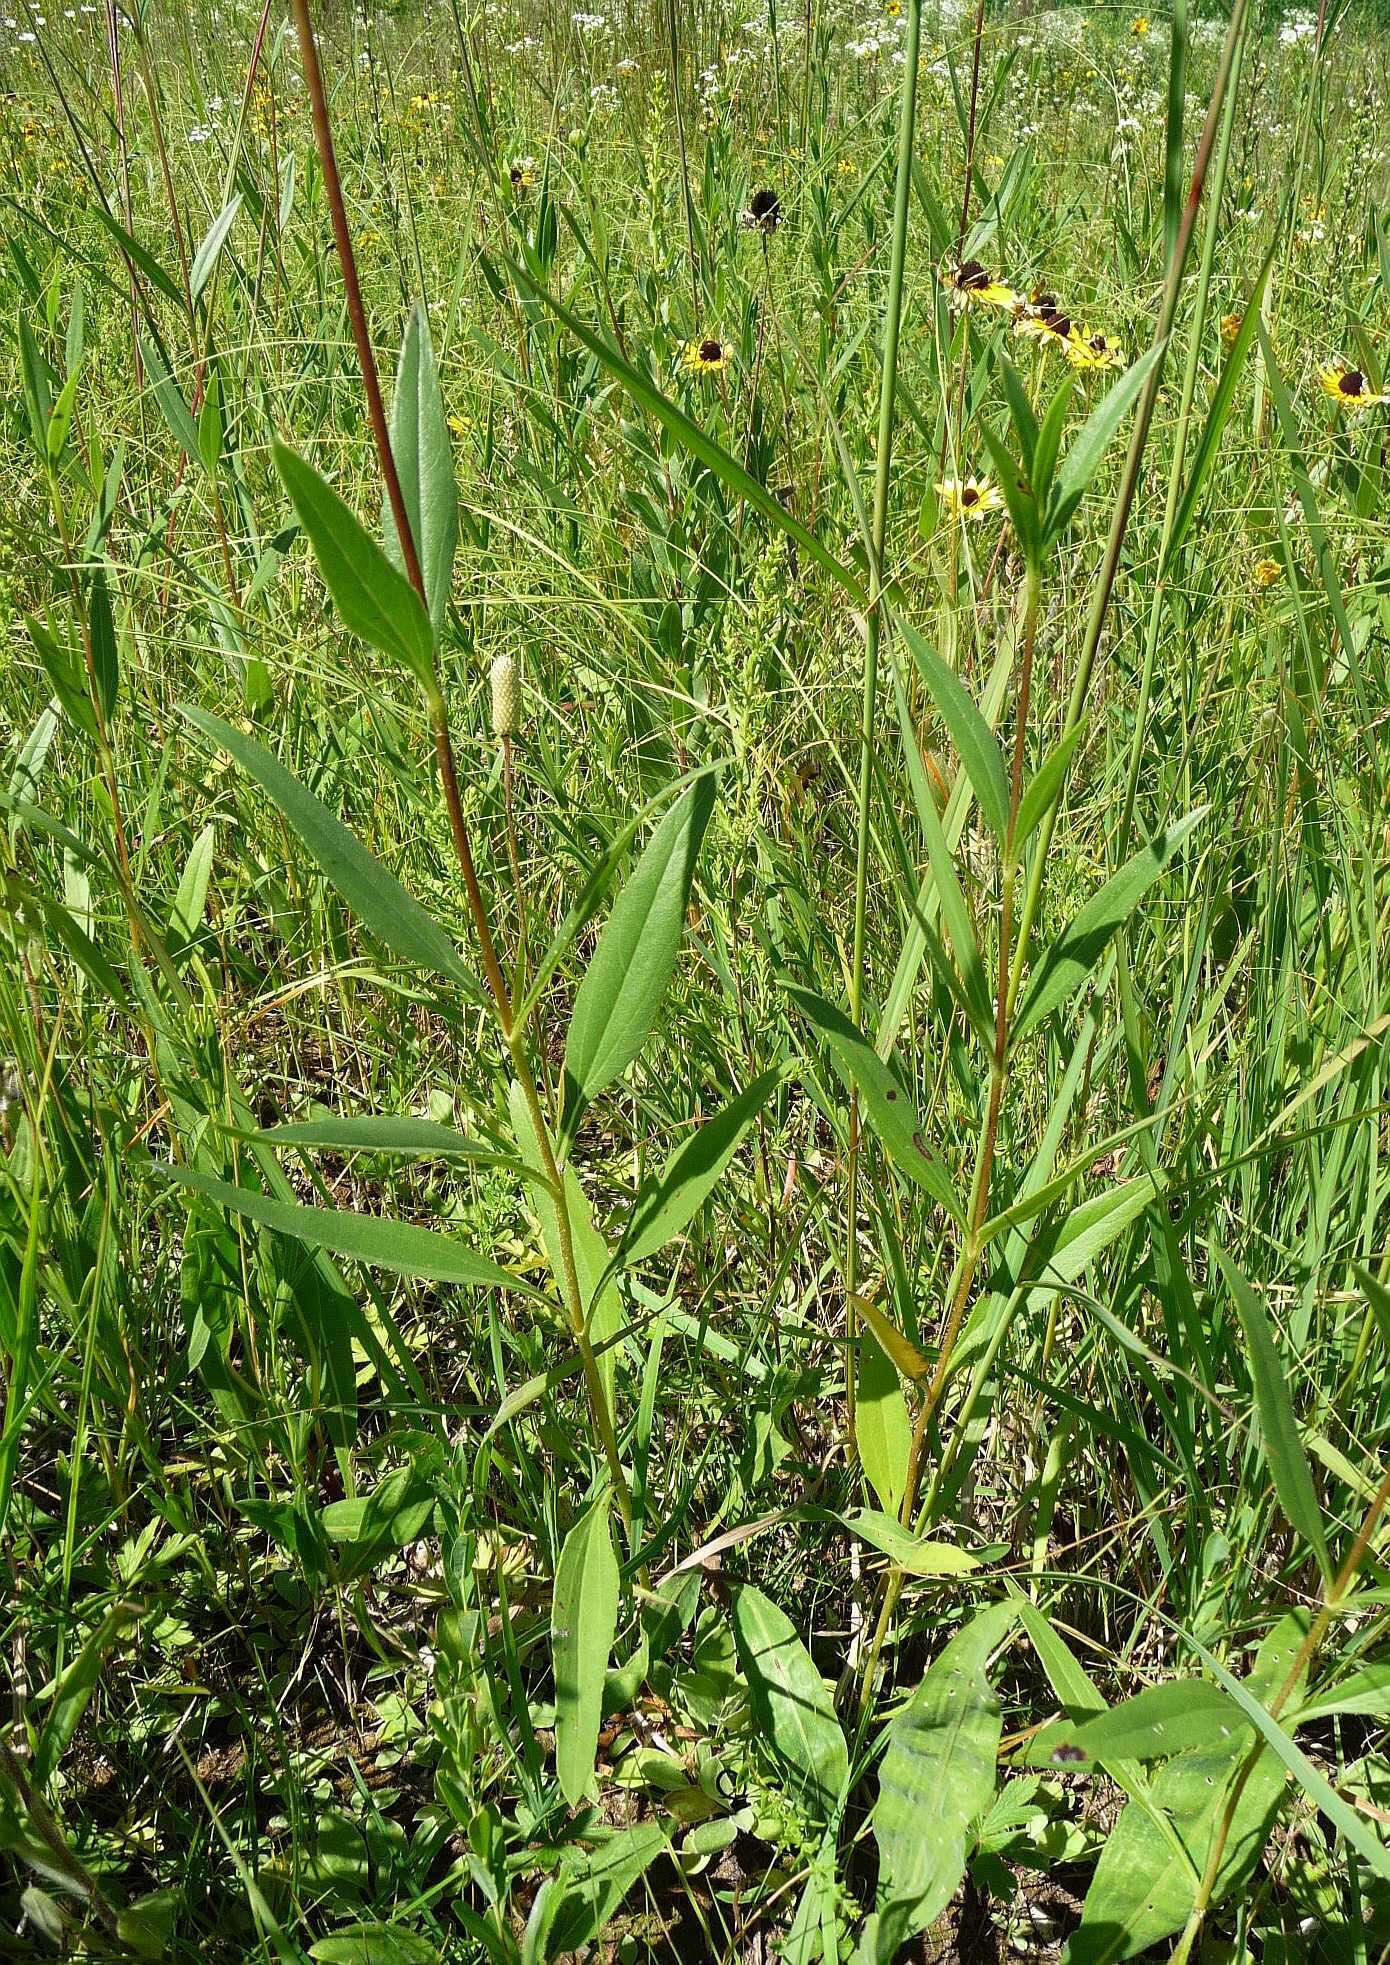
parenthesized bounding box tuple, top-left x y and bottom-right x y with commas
(151, 1163, 543, 1299)
(273, 438, 435, 687)
(189, 194, 242, 306)
(552, 1496, 621, 1808)
(385, 304, 458, 637)
(615, 1068, 782, 1273)
(1049, 344, 1165, 536)
(787, 986, 963, 1221)
(1214, 1244, 1332, 1584)
(1012, 809, 1206, 1044)
(898, 620, 1009, 843)
(561, 775, 715, 1144)
(180, 706, 480, 996)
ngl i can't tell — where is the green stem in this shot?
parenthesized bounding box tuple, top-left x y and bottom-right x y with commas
(846, 0, 922, 1450)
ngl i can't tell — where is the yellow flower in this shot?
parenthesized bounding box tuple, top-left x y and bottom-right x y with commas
(683, 335, 730, 374)
(509, 156, 538, 190)
(448, 413, 474, 437)
(838, 158, 857, 176)
(945, 258, 1020, 312)
(1252, 557, 1282, 589)
(1131, 15, 1150, 33)
(885, 0, 901, 14)
(1064, 325, 1124, 371)
(936, 476, 1004, 518)
(1015, 303, 1074, 350)
(1220, 311, 1242, 349)
(1318, 364, 1389, 409)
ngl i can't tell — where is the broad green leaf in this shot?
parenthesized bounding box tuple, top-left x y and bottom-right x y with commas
(613, 1067, 782, 1275)
(273, 438, 435, 687)
(732, 1584, 848, 1828)
(561, 775, 715, 1145)
(1064, 1614, 1311, 1964)
(385, 304, 458, 637)
(309, 1927, 440, 1965)
(552, 1494, 620, 1807)
(1214, 1244, 1333, 1585)
(842, 1508, 979, 1576)
(506, 258, 866, 608)
(1014, 720, 1087, 855)
(152, 1163, 544, 1299)
(872, 1602, 1015, 1934)
(1065, 1680, 1252, 1762)
(180, 706, 480, 997)
(905, 727, 994, 1033)
(189, 194, 242, 306)
(92, 204, 185, 309)
(786, 986, 963, 1221)
(1063, 1737, 1285, 1964)
(1048, 343, 1165, 537)
(897, 621, 1009, 843)
(977, 418, 1042, 559)
(88, 566, 118, 721)
(1012, 809, 1206, 1045)
(856, 1331, 911, 1517)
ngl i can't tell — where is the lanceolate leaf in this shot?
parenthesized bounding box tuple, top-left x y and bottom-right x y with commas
(273, 438, 435, 687)
(856, 1330, 912, 1518)
(786, 986, 963, 1221)
(151, 1163, 544, 1300)
(180, 706, 481, 998)
(552, 1495, 621, 1808)
(1064, 1680, 1252, 1763)
(732, 1585, 848, 1829)
(872, 1601, 1015, 1935)
(189, 194, 242, 306)
(613, 1067, 782, 1276)
(561, 775, 715, 1146)
(255, 1114, 539, 1184)
(1048, 343, 1165, 537)
(385, 304, 458, 637)
(1012, 809, 1206, 1045)
(1214, 1244, 1332, 1585)
(897, 621, 1009, 843)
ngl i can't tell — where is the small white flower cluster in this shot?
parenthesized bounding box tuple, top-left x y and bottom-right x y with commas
(1279, 9, 1318, 44)
(590, 80, 618, 110)
(571, 9, 608, 30)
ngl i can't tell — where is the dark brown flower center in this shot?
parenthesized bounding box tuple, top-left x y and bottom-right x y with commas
(962, 485, 979, 506)
(750, 188, 780, 223)
(700, 338, 723, 363)
(957, 259, 990, 290)
(1340, 369, 1366, 396)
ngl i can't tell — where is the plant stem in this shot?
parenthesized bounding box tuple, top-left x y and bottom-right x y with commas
(290, 0, 633, 1531)
(846, 0, 922, 1451)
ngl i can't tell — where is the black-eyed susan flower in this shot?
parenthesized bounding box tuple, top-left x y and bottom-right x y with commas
(509, 156, 538, 191)
(1016, 304, 1074, 349)
(936, 476, 1004, 518)
(1065, 325, 1124, 370)
(1131, 15, 1150, 33)
(741, 187, 782, 234)
(1319, 364, 1390, 408)
(1220, 311, 1242, 349)
(1252, 557, 1282, 589)
(684, 336, 731, 374)
(945, 258, 1020, 312)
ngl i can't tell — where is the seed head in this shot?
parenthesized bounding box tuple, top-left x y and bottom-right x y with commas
(490, 653, 520, 737)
